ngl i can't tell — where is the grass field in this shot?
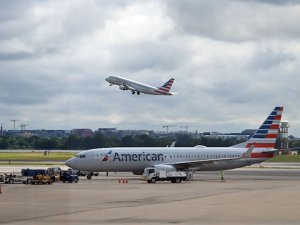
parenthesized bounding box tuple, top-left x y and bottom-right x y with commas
(0, 152, 76, 161)
(267, 155, 300, 162)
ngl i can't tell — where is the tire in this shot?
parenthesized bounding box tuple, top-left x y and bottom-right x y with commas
(9, 179, 14, 184)
(150, 178, 156, 183)
(26, 178, 32, 184)
(73, 177, 79, 183)
(87, 174, 92, 180)
(175, 178, 181, 183)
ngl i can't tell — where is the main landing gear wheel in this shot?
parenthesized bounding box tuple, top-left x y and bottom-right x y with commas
(132, 90, 135, 95)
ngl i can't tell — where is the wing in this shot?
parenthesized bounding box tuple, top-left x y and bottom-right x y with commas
(166, 144, 255, 170)
(166, 156, 241, 170)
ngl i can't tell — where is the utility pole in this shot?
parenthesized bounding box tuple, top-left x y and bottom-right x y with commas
(162, 125, 176, 134)
(0, 123, 3, 136)
(11, 119, 22, 134)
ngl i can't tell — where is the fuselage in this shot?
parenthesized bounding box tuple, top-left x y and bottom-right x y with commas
(66, 147, 273, 174)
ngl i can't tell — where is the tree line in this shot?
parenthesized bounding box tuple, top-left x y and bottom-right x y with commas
(0, 133, 246, 150)
(0, 133, 298, 150)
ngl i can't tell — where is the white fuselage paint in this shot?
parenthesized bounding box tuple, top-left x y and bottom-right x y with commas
(66, 147, 267, 174)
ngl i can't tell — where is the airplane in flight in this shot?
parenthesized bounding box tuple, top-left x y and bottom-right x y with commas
(105, 75, 176, 95)
(66, 107, 283, 176)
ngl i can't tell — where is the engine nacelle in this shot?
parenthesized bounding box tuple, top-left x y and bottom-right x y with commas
(153, 164, 176, 172)
(132, 171, 144, 175)
(119, 85, 127, 90)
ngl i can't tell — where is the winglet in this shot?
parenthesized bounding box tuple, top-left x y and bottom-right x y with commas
(170, 141, 176, 147)
(242, 143, 255, 158)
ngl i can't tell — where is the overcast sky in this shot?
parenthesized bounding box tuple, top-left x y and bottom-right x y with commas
(1, 0, 300, 136)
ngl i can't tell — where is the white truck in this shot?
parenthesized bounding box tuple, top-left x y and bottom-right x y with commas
(142, 167, 189, 183)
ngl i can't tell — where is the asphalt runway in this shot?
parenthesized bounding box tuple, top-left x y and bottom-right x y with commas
(0, 168, 300, 225)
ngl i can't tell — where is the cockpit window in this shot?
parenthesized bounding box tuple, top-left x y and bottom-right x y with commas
(75, 154, 86, 158)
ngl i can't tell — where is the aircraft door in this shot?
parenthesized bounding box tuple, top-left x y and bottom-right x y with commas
(167, 154, 174, 162)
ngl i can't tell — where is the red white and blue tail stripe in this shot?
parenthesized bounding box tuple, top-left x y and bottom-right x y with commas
(232, 107, 283, 150)
(246, 106, 283, 148)
(154, 78, 175, 95)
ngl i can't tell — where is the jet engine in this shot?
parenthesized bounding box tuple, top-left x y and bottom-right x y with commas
(132, 171, 144, 175)
(154, 164, 176, 172)
(119, 85, 128, 90)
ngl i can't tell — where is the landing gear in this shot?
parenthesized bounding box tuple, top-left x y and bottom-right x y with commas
(131, 90, 135, 95)
(150, 177, 156, 183)
(137, 91, 140, 95)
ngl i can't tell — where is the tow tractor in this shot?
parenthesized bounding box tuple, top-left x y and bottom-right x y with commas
(30, 174, 52, 185)
(60, 170, 79, 183)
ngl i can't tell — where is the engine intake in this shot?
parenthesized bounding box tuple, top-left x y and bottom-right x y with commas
(119, 85, 128, 90)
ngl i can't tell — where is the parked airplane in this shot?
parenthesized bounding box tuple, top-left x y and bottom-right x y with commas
(66, 107, 283, 175)
(105, 75, 176, 95)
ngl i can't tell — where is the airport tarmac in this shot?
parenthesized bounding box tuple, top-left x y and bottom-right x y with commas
(0, 167, 299, 225)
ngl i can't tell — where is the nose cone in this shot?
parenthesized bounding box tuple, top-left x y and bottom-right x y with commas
(105, 77, 110, 82)
(65, 157, 76, 169)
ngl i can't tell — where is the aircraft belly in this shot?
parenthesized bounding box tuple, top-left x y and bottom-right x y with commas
(192, 160, 249, 171)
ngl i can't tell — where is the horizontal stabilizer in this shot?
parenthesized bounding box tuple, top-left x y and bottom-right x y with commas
(242, 144, 255, 158)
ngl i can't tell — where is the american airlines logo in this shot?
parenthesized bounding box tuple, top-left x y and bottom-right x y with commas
(102, 151, 164, 162)
(102, 150, 112, 161)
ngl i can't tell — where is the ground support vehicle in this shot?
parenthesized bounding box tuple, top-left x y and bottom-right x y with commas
(142, 167, 189, 183)
(69, 169, 98, 179)
(60, 171, 79, 183)
(3, 174, 31, 184)
(0, 174, 4, 183)
(21, 169, 47, 184)
(47, 167, 62, 182)
(30, 174, 52, 185)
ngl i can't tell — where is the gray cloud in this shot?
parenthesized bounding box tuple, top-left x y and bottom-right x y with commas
(166, 0, 300, 42)
(247, 48, 295, 71)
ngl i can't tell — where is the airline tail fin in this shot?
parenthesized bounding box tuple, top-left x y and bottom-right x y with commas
(232, 107, 283, 149)
(158, 78, 175, 93)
